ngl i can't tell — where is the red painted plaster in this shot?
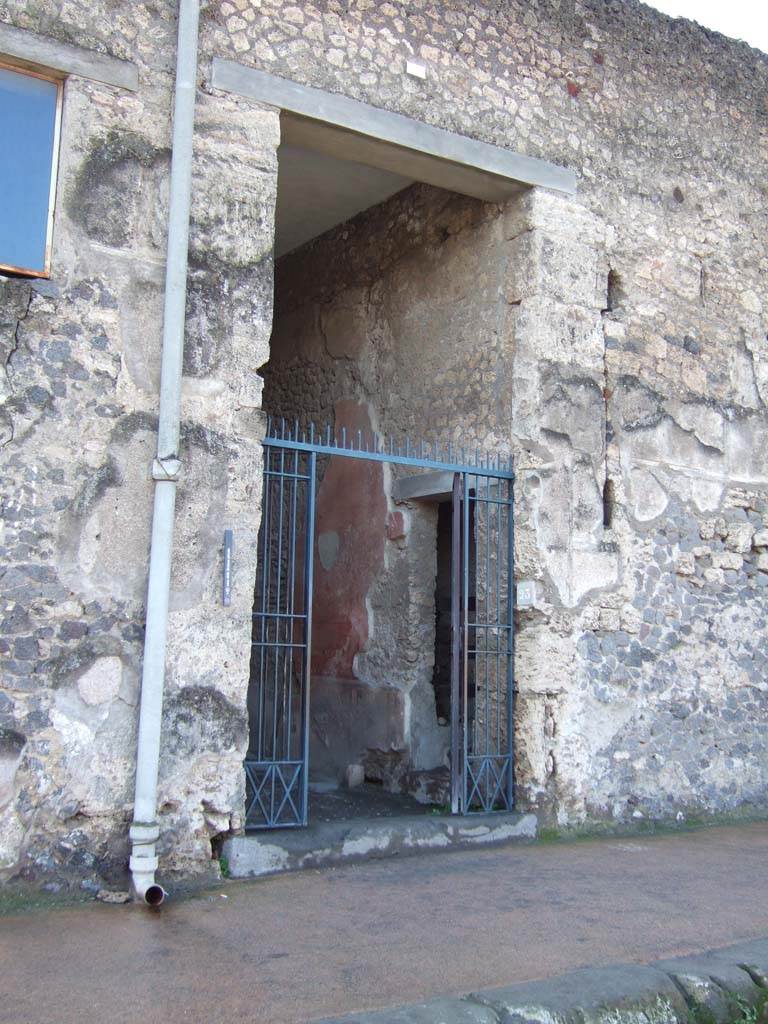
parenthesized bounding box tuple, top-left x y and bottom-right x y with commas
(386, 510, 406, 541)
(311, 401, 387, 678)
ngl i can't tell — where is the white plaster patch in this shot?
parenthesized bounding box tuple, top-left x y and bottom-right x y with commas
(741, 288, 762, 314)
(689, 475, 726, 512)
(458, 825, 490, 837)
(77, 656, 123, 706)
(300, 848, 333, 866)
(230, 840, 290, 876)
(77, 510, 101, 576)
(630, 467, 669, 521)
(500, 1007, 558, 1024)
(403, 829, 451, 848)
(488, 819, 536, 841)
(341, 830, 393, 857)
(50, 708, 94, 751)
(0, 805, 25, 869)
(463, 821, 533, 843)
(666, 401, 725, 452)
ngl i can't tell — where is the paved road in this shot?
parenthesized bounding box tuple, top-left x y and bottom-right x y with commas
(2, 823, 768, 1024)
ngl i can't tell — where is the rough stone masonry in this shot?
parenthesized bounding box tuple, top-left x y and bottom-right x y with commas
(0, 0, 767, 891)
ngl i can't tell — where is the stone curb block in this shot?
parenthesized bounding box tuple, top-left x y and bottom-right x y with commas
(314, 999, 499, 1024)
(471, 963, 688, 1024)
(315, 937, 768, 1024)
(654, 954, 759, 1017)
(708, 939, 768, 992)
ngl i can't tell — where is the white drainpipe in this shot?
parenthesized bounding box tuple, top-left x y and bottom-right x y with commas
(129, 0, 200, 906)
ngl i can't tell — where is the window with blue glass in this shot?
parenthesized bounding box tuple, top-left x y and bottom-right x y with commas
(0, 65, 62, 277)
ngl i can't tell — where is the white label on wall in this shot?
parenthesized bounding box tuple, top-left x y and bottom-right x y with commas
(516, 580, 537, 609)
(405, 60, 427, 79)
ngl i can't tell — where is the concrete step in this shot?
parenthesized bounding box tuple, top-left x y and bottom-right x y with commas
(222, 810, 537, 878)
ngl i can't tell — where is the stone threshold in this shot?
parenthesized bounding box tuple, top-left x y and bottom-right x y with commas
(222, 810, 537, 879)
(315, 937, 768, 1024)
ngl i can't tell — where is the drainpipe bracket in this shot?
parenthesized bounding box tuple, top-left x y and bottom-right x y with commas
(152, 457, 182, 482)
(130, 821, 160, 844)
(129, 851, 159, 874)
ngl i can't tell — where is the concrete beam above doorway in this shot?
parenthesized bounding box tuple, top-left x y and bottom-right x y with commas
(210, 59, 577, 201)
(392, 471, 455, 503)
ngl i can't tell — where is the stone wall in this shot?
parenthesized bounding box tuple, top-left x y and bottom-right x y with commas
(0, 0, 767, 889)
(0, 3, 278, 888)
(241, 0, 768, 826)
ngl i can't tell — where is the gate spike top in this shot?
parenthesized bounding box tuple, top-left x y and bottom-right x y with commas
(262, 414, 514, 478)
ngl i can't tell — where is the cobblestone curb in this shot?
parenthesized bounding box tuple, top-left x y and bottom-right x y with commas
(316, 938, 768, 1024)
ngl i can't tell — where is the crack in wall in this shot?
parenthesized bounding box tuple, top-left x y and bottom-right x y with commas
(1, 286, 34, 449)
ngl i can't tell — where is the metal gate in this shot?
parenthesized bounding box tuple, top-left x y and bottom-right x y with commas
(245, 421, 515, 829)
(450, 472, 515, 814)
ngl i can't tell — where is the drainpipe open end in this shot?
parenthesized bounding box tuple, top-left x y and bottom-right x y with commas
(139, 882, 167, 907)
(130, 866, 167, 907)
(129, 823, 166, 906)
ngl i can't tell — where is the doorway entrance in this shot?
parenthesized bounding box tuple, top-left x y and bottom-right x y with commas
(244, 420, 515, 830)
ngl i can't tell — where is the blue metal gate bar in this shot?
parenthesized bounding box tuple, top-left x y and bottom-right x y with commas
(450, 472, 462, 815)
(456, 471, 515, 813)
(246, 420, 515, 830)
(301, 452, 317, 824)
(461, 471, 471, 812)
(245, 444, 315, 828)
(506, 475, 515, 809)
(263, 418, 514, 480)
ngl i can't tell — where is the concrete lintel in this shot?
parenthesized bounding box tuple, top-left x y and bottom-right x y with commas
(392, 471, 455, 503)
(0, 22, 139, 91)
(211, 59, 576, 201)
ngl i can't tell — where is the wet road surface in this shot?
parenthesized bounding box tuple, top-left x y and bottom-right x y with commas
(2, 822, 767, 1024)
